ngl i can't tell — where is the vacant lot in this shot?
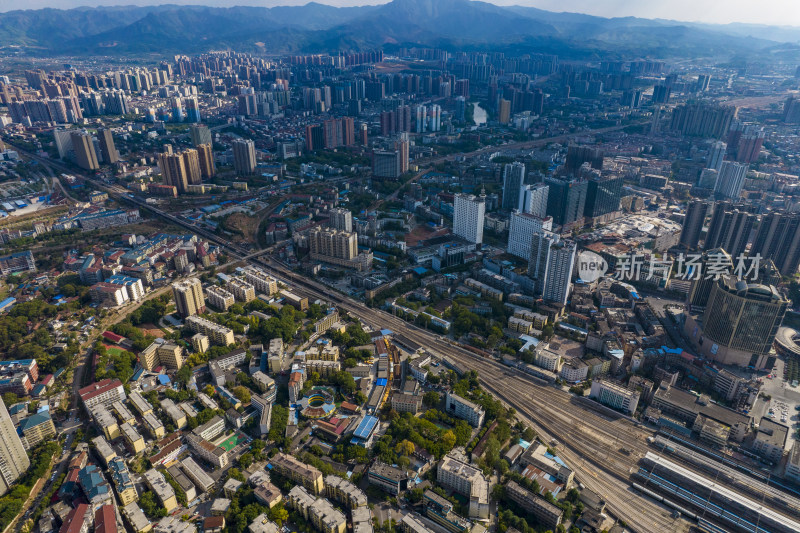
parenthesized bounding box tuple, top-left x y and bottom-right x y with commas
(223, 212, 261, 244)
(138, 323, 167, 338)
(405, 223, 449, 247)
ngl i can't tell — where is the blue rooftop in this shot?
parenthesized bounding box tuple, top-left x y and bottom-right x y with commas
(558, 322, 588, 335)
(376, 378, 387, 387)
(19, 411, 50, 431)
(544, 451, 567, 467)
(0, 359, 35, 367)
(353, 415, 378, 439)
(78, 464, 110, 499)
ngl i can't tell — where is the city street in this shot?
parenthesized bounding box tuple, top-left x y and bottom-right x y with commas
(14, 431, 75, 533)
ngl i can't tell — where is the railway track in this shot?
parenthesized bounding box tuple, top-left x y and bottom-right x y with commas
(396, 328, 685, 532)
(265, 264, 686, 531)
(256, 257, 800, 532)
(13, 162, 715, 533)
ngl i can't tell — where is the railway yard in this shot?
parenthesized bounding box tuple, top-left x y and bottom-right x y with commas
(78, 173, 800, 533)
(259, 256, 800, 533)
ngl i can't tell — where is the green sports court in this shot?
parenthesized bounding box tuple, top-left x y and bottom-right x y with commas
(102, 344, 127, 357)
(216, 431, 246, 451)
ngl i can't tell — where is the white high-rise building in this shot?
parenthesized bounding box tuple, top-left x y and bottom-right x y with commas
(233, 138, 257, 176)
(53, 128, 74, 159)
(707, 141, 727, 172)
(328, 208, 353, 233)
(519, 183, 549, 218)
(453, 193, 486, 245)
(589, 379, 640, 415)
(507, 211, 553, 260)
(502, 162, 526, 210)
(172, 278, 205, 317)
(529, 232, 577, 306)
(414, 105, 427, 133)
(0, 397, 30, 495)
(428, 104, 441, 132)
(714, 161, 748, 199)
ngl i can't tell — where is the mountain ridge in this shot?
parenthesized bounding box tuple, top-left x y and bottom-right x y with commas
(0, 0, 794, 58)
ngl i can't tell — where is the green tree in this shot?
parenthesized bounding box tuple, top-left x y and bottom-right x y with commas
(453, 420, 472, 446)
(395, 440, 415, 456)
(267, 502, 288, 525)
(492, 483, 505, 501)
(268, 405, 288, 442)
(497, 459, 509, 476)
(408, 488, 424, 503)
(441, 430, 456, 450)
(422, 391, 440, 408)
(2, 393, 17, 406)
(139, 492, 167, 519)
(228, 468, 245, 482)
(239, 452, 253, 470)
(162, 469, 187, 506)
(345, 323, 371, 346)
(330, 371, 356, 395)
(175, 365, 192, 385)
(522, 427, 536, 442)
(233, 386, 251, 404)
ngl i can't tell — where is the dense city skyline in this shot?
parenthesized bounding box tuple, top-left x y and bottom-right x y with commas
(3, 2, 800, 533)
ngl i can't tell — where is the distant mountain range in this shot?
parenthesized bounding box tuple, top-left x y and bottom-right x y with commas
(2, 0, 800, 58)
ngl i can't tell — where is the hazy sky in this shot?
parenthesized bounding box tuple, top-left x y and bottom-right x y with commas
(0, 0, 798, 27)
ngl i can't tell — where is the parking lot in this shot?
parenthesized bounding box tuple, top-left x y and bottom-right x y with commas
(751, 355, 800, 451)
